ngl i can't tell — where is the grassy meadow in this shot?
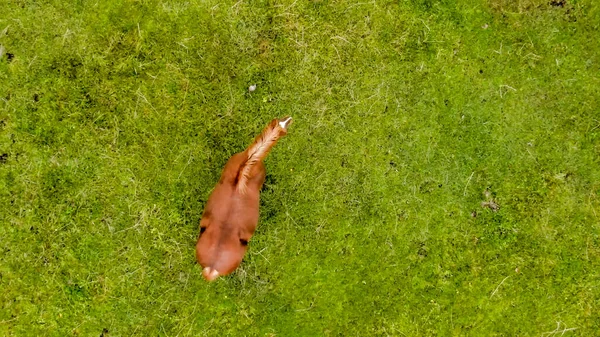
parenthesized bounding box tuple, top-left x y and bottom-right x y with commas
(1, 0, 599, 335)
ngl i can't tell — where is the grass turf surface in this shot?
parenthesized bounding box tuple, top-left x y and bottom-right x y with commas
(1, 0, 600, 335)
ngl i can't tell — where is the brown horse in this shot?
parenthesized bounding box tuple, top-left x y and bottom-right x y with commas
(196, 117, 292, 281)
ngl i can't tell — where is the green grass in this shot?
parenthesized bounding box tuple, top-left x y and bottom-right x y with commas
(1, 0, 599, 335)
